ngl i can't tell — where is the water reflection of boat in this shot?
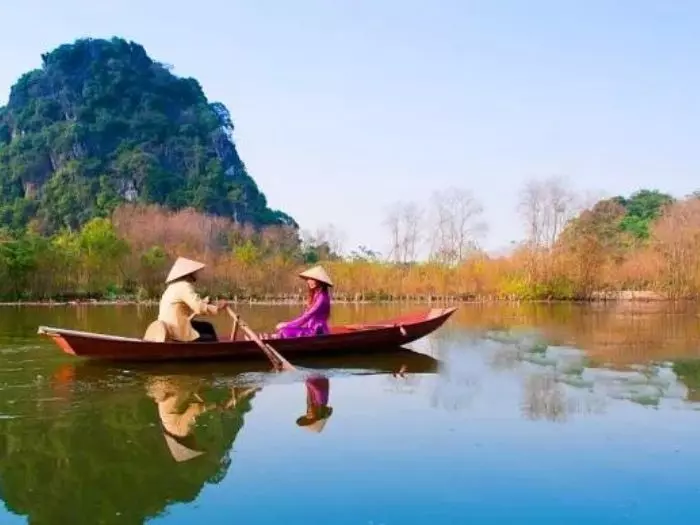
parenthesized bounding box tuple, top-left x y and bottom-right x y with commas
(55, 348, 440, 385)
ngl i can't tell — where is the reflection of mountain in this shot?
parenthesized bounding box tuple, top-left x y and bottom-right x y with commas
(0, 375, 256, 525)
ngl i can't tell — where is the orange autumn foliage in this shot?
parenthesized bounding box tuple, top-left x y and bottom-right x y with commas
(3, 197, 700, 302)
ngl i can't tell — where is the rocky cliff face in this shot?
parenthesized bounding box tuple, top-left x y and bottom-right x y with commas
(0, 37, 296, 233)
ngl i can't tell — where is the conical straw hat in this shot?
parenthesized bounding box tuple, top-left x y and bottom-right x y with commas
(298, 265, 333, 287)
(163, 433, 206, 462)
(300, 418, 330, 433)
(296, 406, 333, 433)
(166, 257, 206, 284)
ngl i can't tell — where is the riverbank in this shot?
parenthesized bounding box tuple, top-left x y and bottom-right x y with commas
(0, 290, 677, 307)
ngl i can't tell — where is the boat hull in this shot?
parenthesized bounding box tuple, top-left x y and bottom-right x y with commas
(38, 307, 457, 362)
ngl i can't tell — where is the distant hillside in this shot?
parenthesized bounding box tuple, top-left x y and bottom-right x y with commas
(0, 37, 295, 233)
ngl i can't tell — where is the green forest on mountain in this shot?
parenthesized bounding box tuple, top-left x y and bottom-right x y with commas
(1, 37, 700, 302)
(0, 37, 294, 233)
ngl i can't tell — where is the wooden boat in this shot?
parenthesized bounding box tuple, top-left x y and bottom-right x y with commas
(37, 307, 457, 362)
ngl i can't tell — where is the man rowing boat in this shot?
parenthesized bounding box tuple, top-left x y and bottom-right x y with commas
(155, 257, 226, 342)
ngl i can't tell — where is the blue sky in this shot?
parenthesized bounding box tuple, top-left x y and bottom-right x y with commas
(0, 0, 698, 255)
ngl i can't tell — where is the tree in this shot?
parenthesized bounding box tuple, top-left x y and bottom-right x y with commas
(349, 245, 380, 262)
(0, 234, 48, 299)
(651, 197, 700, 298)
(73, 217, 130, 294)
(516, 176, 580, 292)
(613, 189, 674, 240)
(427, 188, 486, 265)
(558, 199, 628, 296)
(300, 224, 345, 263)
(518, 176, 579, 250)
(383, 201, 422, 263)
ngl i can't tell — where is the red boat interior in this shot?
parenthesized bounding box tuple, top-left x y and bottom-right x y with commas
(328, 307, 454, 335)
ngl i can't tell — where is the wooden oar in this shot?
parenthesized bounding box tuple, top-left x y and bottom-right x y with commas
(225, 307, 297, 372)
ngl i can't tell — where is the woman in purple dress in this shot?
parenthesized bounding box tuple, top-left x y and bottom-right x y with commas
(275, 265, 333, 338)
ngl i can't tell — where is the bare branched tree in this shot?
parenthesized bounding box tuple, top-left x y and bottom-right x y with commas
(652, 198, 700, 298)
(298, 223, 346, 261)
(401, 202, 422, 262)
(518, 176, 580, 250)
(313, 223, 346, 257)
(384, 205, 401, 263)
(383, 201, 423, 263)
(427, 188, 487, 264)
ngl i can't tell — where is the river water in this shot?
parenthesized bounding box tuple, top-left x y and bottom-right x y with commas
(1, 302, 700, 524)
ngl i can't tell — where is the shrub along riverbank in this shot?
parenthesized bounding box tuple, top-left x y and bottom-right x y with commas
(1, 194, 699, 303)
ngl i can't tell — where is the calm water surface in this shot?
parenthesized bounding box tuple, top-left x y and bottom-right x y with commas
(2, 302, 700, 524)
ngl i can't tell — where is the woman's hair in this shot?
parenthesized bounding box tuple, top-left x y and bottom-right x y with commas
(307, 281, 329, 306)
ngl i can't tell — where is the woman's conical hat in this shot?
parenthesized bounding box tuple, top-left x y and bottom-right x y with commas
(296, 406, 333, 433)
(299, 418, 330, 433)
(298, 265, 333, 287)
(166, 257, 206, 284)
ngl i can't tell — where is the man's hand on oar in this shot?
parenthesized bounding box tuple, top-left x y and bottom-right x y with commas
(392, 364, 408, 378)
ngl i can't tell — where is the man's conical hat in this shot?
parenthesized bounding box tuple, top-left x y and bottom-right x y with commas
(162, 433, 206, 462)
(166, 257, 206, 284)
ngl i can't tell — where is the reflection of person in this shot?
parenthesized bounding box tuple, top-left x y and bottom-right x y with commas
(0, 374, 261, 525)
(275, 265, 333, 339)
(296, 374, 333, 433)
(146, 376, 258, 462)
(156, 257, 227, 342)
